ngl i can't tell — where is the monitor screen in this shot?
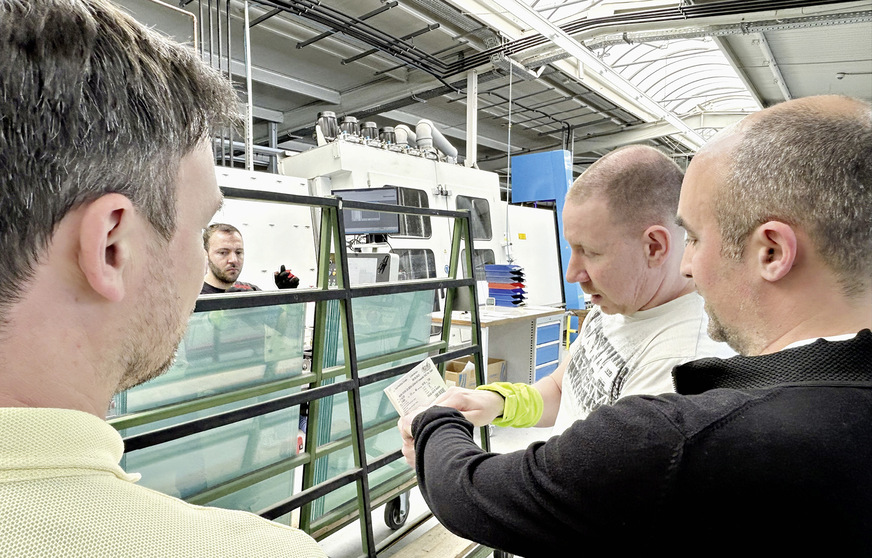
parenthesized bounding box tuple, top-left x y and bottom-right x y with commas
(332, 187, 400, 235)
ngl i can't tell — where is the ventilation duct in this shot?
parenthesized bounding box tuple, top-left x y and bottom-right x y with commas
(394, 124, 417, 147)
(415, 119, 458, 161)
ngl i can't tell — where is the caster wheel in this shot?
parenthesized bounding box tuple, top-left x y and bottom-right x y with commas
(384, 493, 410, 530)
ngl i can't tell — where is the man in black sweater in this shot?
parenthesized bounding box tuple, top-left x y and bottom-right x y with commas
(400, 95, 872, 556)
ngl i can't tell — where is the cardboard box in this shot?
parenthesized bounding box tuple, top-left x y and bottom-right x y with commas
(444, 357, 507, 389)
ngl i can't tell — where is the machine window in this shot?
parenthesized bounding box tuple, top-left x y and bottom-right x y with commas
(460, 248, 495, 281)
(455, 195, 492, 240)
(392, 248, 437, 281)
(395, 187, 432, 239)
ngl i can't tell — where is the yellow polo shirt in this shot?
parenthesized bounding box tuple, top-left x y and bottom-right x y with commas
(0, 407, 326, 557)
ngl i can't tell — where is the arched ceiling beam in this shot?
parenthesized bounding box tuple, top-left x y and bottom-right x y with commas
(574, 111, 748, 151)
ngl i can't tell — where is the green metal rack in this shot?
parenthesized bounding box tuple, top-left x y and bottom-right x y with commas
(109, 185, 494, 557)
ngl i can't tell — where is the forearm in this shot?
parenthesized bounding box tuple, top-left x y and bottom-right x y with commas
(532, 373, 562, 427)
(448, 360, 565, 428)
(411, 406, 567, 556)
(410, 400, 685, 557)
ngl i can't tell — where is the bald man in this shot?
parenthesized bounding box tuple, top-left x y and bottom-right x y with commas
(431, 145, 732, 433)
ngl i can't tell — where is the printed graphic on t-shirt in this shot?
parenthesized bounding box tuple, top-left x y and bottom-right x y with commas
(566, 311, 629, 415)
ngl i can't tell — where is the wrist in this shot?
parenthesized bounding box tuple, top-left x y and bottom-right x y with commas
(476, 382, 543, 428)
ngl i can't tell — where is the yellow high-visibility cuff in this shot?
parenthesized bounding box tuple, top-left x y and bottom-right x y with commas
(476, 382, 543, 428)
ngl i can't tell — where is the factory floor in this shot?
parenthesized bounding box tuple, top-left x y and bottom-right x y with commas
(319, 425, 553, 558)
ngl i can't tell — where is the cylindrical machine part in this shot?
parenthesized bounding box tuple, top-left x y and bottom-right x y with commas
(394, 124, 417, 147)
(340, 115, 359, 136)
(316, 111, 339, 140)
(415, 119, 458, 159)
(379, 126, 396, 144)
(362, 121, 379, 140)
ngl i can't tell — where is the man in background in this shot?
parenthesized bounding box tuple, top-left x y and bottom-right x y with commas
(202, 223, 301, 293)
(0, 1, 325, 556)
(402, 95, 872, 555)
(434, 145, 732, 432)
(201, 223, 261, 293)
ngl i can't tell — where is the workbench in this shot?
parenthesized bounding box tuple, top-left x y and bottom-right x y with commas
(433, 305, 565, 384)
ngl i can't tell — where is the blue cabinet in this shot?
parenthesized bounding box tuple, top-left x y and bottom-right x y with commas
(533, 314, 563, 383)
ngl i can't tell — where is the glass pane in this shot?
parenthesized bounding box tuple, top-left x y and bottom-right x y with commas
(112, 303, 308, 511)
(112, 303, 306, 415)
(309, 291, 435, 522)
(309, 377, 409, 522)
(456, 195, 492, 240)
(353, 292, 434, 367)
(321, 291, 435, 371)
(119, 393, 300, 505)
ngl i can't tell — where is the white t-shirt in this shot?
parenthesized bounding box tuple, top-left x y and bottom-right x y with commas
(552, 292, 735, 435)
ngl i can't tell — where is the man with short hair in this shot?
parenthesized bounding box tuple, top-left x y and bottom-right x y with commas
(434, 145, 732, 432)
(400, 95, 872, 556)
(201, 223, 261, 294)
(0, 1, 325, 556)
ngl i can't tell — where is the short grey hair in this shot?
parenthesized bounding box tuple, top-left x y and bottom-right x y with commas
(0, 0, 238, 321)
(716, 96, 872, 295)
(566, 145, 684, 232)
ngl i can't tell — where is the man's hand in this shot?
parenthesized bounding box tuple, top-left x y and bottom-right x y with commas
(432, 386, 505, 427)
(398, 407, 428, 468)
(398, 390, 503, 468)
(274, 265, 300, 289)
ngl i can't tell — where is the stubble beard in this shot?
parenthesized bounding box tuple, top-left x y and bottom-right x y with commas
(705, 301, 754, 356)
(208, 258, 239, 285)
(115, 242, 197, 394)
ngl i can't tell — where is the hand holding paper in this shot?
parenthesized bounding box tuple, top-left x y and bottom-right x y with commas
(384, 357, 447, 417)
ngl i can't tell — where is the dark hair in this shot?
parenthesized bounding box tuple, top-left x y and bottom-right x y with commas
(203, 223, 242, 250)
(0, 0, 238, 318)
(566, 144, 684, 231)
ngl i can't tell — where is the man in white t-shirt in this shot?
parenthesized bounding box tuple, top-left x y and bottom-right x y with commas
(434, 145, 734, 432)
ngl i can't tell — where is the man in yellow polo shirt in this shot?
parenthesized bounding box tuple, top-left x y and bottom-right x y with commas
(0, 1, 325, 556)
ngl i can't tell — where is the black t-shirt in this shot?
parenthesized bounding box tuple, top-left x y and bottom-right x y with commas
(200, 281, 261, 294)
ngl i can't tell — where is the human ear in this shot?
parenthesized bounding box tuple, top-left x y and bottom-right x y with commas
(642, 225, 670, 267)
(750, 221, 797, 282)
(77, 194, 137, 302)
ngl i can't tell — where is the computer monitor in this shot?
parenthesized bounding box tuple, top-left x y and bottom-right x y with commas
(332, 187, 400, 240)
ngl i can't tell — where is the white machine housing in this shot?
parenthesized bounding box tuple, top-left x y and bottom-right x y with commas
(278, 140, 564, 308)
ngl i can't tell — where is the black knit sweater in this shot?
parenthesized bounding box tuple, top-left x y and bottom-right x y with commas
(412, 330, 872, 557)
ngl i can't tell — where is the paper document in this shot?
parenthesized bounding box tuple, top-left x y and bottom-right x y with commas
(384, 357, 447, 417)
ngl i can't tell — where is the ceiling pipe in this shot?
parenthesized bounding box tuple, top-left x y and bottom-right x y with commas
(441, 0, 866, 76)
